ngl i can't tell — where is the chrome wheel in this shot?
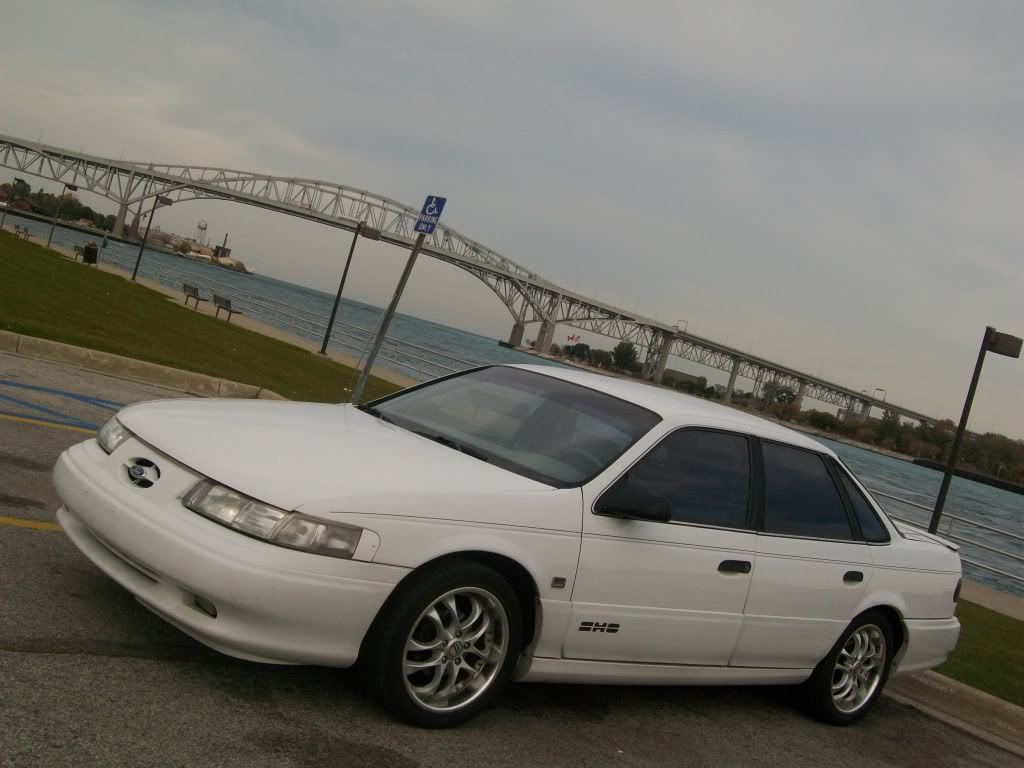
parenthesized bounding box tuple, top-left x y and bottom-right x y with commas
(403, 587, 509, 713)
(832, 624, 886, 714)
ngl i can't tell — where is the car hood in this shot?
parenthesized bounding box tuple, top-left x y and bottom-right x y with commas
(118, 399, 549, 510)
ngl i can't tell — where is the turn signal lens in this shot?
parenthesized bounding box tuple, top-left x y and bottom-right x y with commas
(97, 417, 132, 454)
(182, 481, 363, 559)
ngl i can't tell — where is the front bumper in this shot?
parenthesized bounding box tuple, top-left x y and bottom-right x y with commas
(53, 439, 408, 666)
(892, 616, 961, 675)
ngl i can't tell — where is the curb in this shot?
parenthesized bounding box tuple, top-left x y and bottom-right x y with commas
(887, 671, 1024, 759)
(0, 330, 287, 400)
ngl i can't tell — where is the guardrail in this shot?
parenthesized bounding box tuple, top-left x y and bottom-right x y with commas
(869, 488, 1024, 588)
(98, 248, 475, 381)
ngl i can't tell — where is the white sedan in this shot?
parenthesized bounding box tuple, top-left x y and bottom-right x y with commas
(52, 364, 961, 727)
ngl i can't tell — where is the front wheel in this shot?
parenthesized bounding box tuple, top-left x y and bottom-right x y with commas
(802, 611, 895, 725)
(361, 560, 522, 727)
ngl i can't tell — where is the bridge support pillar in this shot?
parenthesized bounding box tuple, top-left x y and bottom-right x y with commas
(724, 358, 740, 403)
(860, 399, 873, 422)
(536, 319, 556, 354)
(113, 200, 128, 238)
(843, 397, 871, 424)
(652, 333, 673, 385)
(795, 380, 808, 411)
(507, 321, 525, 348)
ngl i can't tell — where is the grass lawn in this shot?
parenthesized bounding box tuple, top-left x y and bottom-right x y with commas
(0, 232, 400, 402)
(937, 599, 1024, 707)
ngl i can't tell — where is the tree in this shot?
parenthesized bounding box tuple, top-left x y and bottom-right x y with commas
(590, 349, 613, 368)
(566, 342, 591, 360)
(548, 343, 561, 356)
(612, 341, 639, 371)
(804, 410, 838, 430)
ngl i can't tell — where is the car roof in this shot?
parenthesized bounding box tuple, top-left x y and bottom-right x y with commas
(503, 364, 836, 457)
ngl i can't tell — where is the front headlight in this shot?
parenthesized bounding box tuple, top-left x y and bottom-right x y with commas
(182, 480, 364, 559)
(97, 416, 132, 454)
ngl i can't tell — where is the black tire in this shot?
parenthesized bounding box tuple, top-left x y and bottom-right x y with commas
(802, 610, 896, 725)
(360, 559, 522, 728)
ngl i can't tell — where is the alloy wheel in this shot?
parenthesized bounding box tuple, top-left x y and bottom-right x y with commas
(831, 623, 886, 714)
(402, 587, 509, 713)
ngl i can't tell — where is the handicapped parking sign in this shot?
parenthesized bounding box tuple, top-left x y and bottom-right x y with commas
(415, 196, 447, 235)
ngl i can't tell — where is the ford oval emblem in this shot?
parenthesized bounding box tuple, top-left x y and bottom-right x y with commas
(125, 458, 161, 488)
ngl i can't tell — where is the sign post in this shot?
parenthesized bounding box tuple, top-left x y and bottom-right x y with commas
(350, 196, 446, 403)
(929, 326, 1022, 533)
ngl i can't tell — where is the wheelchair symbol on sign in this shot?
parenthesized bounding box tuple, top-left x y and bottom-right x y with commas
(424, 198, 441, 216)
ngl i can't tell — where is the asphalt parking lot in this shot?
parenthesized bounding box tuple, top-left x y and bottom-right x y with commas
(0, 352, 1019, 768)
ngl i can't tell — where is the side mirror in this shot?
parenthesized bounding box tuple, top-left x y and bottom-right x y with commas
(596, 482, 671, 523)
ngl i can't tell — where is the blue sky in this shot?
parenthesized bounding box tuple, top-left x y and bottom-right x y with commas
(2, 1, 1022, 435)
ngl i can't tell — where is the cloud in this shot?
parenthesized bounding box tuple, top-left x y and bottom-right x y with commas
(2, 0, 1022, 435)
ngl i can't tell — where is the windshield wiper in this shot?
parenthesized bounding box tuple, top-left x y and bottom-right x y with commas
(413, 431, 490, 463)
(358, 404, 396, 425)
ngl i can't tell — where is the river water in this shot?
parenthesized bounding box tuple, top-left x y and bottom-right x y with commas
(17, 220, 1024, 597)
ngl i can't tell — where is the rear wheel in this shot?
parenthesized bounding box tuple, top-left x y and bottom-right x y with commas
(361, 560, 522, 727)
(802, 610, 894, 725)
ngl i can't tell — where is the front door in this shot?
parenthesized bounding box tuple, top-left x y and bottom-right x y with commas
(567, 428, 757, 666)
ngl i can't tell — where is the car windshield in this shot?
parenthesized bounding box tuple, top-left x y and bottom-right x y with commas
(362, 367, 661, 486)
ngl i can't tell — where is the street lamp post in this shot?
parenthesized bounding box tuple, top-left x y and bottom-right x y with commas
(46, 182, 79, 248)
(873, 388, 887, 402)
(319, 221, 381, 355)
(1, 177, 25, 231)
(929, 326, 1022, 533)
(675, 319, 688, 334)
(131, 196, 173, 281)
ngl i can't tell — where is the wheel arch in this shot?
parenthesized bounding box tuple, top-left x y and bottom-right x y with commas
(858, 604, 906, 659)
(854, 590, 909, 658)
(362, 550, 541, 659)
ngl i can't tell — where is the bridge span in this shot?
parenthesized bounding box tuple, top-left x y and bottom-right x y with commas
(1, 134, 935, 426)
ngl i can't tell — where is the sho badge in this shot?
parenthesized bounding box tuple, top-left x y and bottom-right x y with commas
(578, 621, 620, 634)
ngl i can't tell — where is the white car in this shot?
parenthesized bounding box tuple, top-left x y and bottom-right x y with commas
(52, 364, 961, 727)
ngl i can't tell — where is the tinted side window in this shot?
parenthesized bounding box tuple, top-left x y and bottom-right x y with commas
(622, 430, 751, 528)
(762, 443, 853, 540)
(836, 469, 890, 543)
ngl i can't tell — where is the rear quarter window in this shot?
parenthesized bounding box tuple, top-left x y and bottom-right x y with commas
(835, 468, 891, 543)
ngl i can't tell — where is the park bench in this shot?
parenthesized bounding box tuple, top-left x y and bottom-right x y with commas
(213, 294, 242, 323)
(182, 283, 207, 310)
(13, 225, 31, 240)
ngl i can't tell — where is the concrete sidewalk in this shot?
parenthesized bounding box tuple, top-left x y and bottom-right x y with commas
(961, 581, 1024, 621)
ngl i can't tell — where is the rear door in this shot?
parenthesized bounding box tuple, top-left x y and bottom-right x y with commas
(567, 428, 758, 666)
(731, 440, 872, 669)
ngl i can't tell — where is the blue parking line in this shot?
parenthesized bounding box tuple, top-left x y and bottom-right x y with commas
(0, 379, 125, 411)
(0, 392, 98, 429)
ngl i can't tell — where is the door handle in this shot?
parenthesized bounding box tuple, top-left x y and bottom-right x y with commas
(843, 570, 864, 583)
(718, 560, 752, 574)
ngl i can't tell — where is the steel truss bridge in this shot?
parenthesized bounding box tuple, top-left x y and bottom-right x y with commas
(0, 134, 936, 425)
